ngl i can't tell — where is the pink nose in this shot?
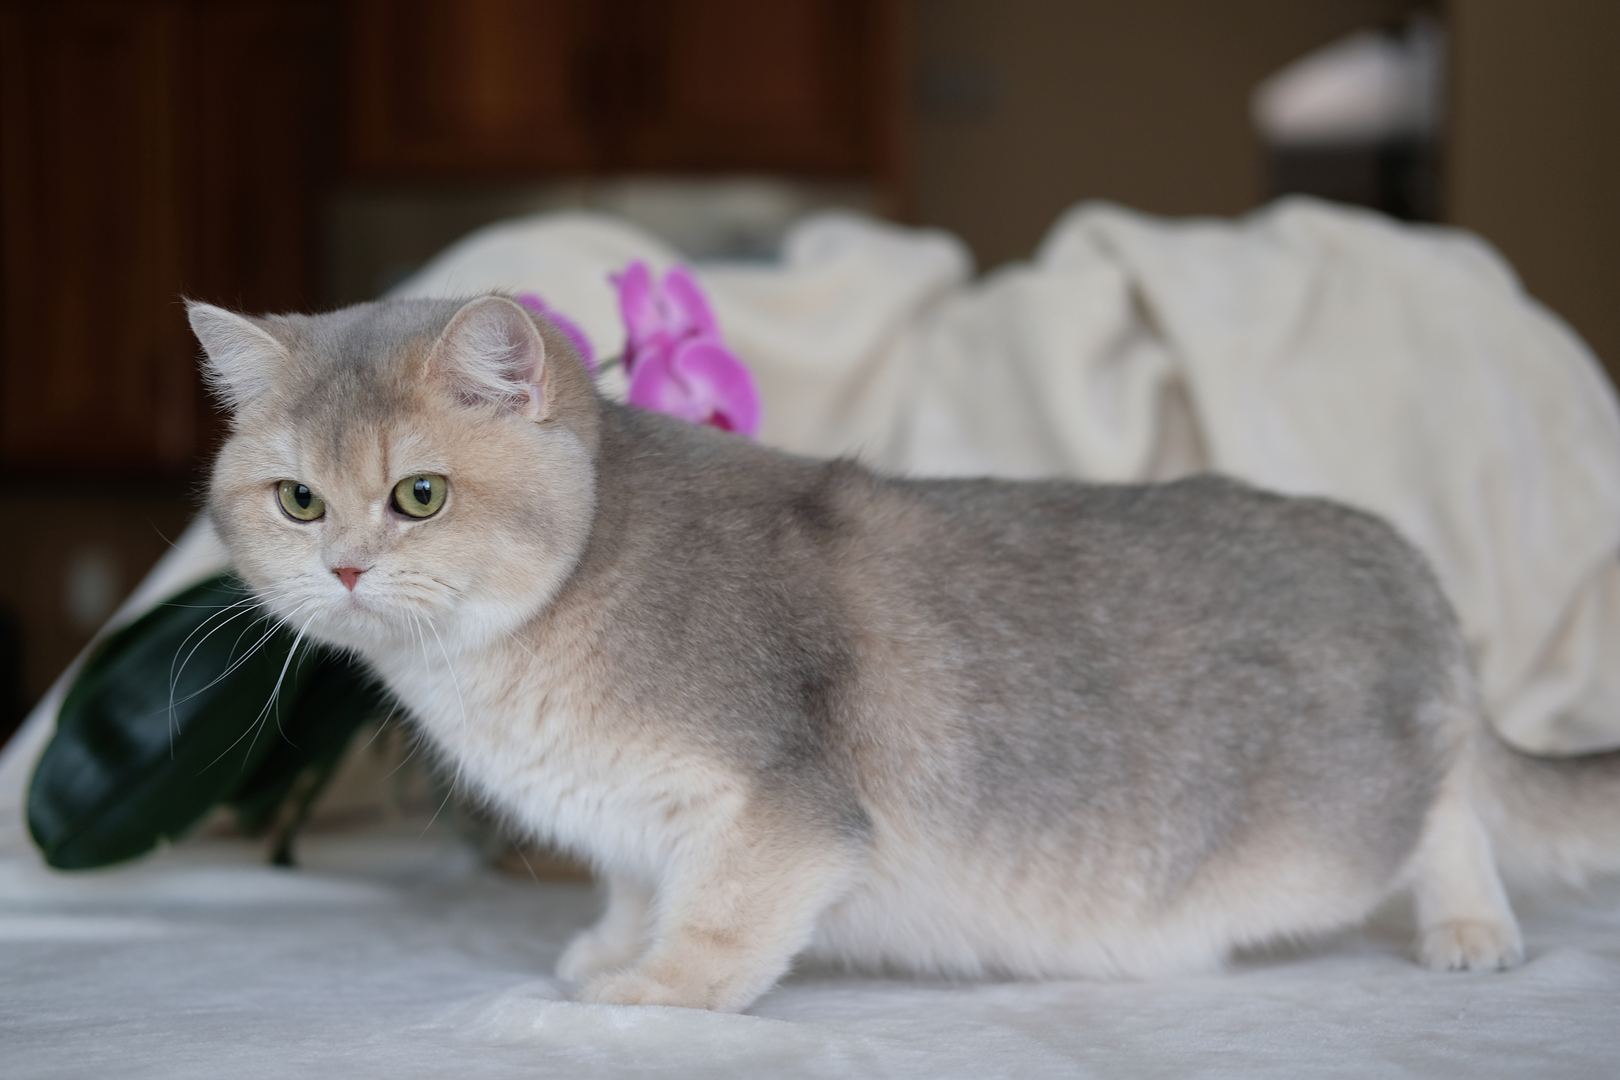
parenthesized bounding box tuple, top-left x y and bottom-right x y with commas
(334, 566, 365, 591)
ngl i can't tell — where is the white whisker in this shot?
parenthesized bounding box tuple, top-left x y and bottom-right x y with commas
(379, 730, 423, 782)
(169, 605, 295, 710)
(501, 626, 540, 661)
(426, 617, 470, 732)
(167, 596, 263, 748)
(359, 702, 401, 752)
(420, 780, 457, 838)
(422, 614, 473, 837)
(200, 608, 319, 774)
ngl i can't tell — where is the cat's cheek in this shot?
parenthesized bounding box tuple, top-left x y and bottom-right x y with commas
(212, 509, 328, 626)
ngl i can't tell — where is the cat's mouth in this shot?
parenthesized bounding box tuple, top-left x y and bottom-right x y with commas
(308, 578, 380, 622)
(303, 593, 405, 652)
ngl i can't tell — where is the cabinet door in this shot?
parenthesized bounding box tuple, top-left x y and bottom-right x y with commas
(0, 0, 338, 476)
(346, 0, 597, 178)
(342, 0, 902, 184)
(0, 0, 196, 472)
(185, 1, 338, 318)
(602, 0, 896, 176)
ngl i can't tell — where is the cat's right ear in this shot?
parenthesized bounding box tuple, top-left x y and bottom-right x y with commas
(187, 301, 289, 412)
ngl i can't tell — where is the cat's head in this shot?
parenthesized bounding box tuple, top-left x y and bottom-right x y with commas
(193, 296, 601, 656)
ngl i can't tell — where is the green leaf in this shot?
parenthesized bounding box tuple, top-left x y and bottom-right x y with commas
(229, 649, 389, 837)
(27, 573, 387, 869)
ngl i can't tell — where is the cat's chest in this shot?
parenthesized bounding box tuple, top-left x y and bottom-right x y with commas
(362, 633, 735, 874)
(369, 636, 590, 783)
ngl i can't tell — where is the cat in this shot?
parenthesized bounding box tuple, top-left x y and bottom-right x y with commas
(190, 293, 1620, 1013)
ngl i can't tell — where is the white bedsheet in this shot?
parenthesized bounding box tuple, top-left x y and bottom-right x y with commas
(5, 813, 1620, 1078)
(6, 199, 1620, 1076)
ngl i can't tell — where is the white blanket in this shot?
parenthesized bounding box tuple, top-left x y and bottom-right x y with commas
(5, 820, 1620, 1079)
(5, 199, 1620, 1077)
(392, 198, 1620, 754)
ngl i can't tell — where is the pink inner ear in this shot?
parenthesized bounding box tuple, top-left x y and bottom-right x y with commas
(436, 298, 547, 413)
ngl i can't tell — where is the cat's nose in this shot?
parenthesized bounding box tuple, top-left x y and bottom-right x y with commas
(334, 566, 365, 592)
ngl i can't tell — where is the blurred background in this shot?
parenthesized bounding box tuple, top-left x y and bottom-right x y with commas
(0, 0, 1616, 744)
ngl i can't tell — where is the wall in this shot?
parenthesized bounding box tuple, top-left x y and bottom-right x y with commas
(0, 484, 193, 735)
(910, 0, 1421, 269)
(1447, 0, 1620, 385)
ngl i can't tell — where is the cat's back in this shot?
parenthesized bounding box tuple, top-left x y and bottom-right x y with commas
(582, 415, 1456, 752)
(877, 470, 1450, 665)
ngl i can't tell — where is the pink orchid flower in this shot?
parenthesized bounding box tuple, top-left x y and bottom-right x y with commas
(515, 292, 597, 372)
(611, 261, 761, 437)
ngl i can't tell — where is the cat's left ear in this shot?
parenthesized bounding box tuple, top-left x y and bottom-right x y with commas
(429, 296, 549, 420)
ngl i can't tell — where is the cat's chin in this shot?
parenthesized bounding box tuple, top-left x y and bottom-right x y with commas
(307, 615, 405, 656)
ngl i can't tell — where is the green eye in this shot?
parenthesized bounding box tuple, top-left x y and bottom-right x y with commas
(277, 481, 325, 522)
(392, 474, 447, 519)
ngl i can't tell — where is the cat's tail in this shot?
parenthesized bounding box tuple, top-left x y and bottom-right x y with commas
(1473, 729, 1620, 888)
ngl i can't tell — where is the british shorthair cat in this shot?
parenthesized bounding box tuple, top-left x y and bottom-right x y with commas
(191, 294, 1620, 1012)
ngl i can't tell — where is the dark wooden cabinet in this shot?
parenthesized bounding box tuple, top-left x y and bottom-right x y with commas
(346, 0, 595, 177)
(0, 0, 900, 478)
(612, 0, 895, 174)
(346, 0, 902, 181)
(0, 0, 337, 476)
(187, 2, 338, 317)
(2, 1, 193, 473)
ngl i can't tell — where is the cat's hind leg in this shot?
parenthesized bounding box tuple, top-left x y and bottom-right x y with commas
(1407, 771, 1523, 971)
(557, 874, 654, 982)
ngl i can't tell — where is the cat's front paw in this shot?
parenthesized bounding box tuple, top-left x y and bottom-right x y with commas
(578, 971, 702, 1009)
(557, 928, 643, 982)
(1418, 919, 1524, 971)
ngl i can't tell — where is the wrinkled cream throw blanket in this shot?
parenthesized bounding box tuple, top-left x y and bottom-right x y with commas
(390, 196, 1620, 755)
